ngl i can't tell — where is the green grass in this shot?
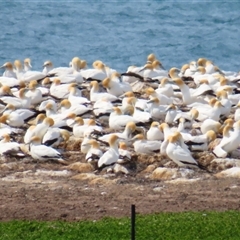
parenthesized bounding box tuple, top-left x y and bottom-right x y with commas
(1, 211, 240, 240)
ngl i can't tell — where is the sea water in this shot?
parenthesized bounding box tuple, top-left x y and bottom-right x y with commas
(0, 1, 239, 72)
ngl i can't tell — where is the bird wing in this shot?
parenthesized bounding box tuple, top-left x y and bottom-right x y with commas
(192, 84, 213, 98)
(42, 128, 61, 146)
(136, 140, 161, 154)
(33, 145, 61, 159)
(213, 145, 228, 158)
(173, 145, 197, 165)
(98, 149, 118, 168)
(86, 149, 103, 162)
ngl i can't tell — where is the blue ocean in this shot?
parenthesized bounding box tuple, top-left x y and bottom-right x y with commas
(0, 1, 239, 72)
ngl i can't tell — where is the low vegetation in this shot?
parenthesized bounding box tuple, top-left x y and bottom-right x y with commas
(1, 211, 240, 240)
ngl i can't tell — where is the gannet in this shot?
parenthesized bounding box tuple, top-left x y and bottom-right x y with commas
(42, 60, 72, 75)
(83, 119, 103, 137)
(160, 123, 178, 155)
(93, 98, 113, 120)
(90, 81, 119, 102)
(84, 139, 103, 163)
(59, 99, 92, 117)
(184, 130, 216, 151)
(117, 142, 131, 164)
(197, 58, 223, 75)
(197, 101, 223, 122)
(23, 58, 32, 71)
(0, 112, 25, 128)
(0, 120, 21, 138)
(213, 120, 240, 158)
(109, 107, 144, 130)
(130, 133, 161, 154)
(121, 91, 148, 110)
(25, 113, 46, 126)
(174, 108, 199, 128)
(193, 67, 221, 85)
(182, 61, 198, 76)
(98, 121, 136, 146)
(1, 88, 31, 108)
(13, 60, 25, 78)
(146, 97, 168, 120)
(146, 53, 157, 63)
(68, 83, 90, 105)
(98, 135, 120, 169)
(81, 132, 92, 154)
(39, 99, 57, 112)
(173, 78, 213, 105)
(0, 103, 40, 123)
(179, 63, 190, 77)
(216, 90, 231, 117)
(0, 76, 20, 88)
(55, 57, 84, 84)
(42, 128, 70, 148)
(156, 77, 174, 98)
(29, 136, 66, 163)
(166, 132, 200, 168)
(146, 122, 164, 141)
(200, 119, 221, 134)
(146, 87, 173, 105)
(67, 116, 86, 138)
(0, 134, 25, 157)
(139, 60, 167, 79)
(48, 78, 71, 99)
(102, 73, 132, 97)
(234, 103, 240, 121)
(14, 59, 46, 82)
(123, 98, 152, 123)
(81, 60, 108, 81)
(43, 102, 70, 130)
(24, 117, 54, 143)
(25, 80, 43, 105)
(165, 104, 181, 124)
(0, 84, 14, 97)
(168, 67, 182, 79)
(0, 62, 17, 78)
(121, 65, 145, 83)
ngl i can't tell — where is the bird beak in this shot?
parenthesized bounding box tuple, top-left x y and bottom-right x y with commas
(129, 137, 136, 142)
(117, 137, 125, 142)
(119, 93, 125, 98)
(56, 105, 61, 111)
(160, 65, 165, 70)
(168, 80, 177, 85)
(147, 99, 154, 104)
(82, 143, 90, 147)
(165, 105, 172, 112)
(62, 92, 70, 98)
(68, 120, 75, 127)
(0, 65, 5, 69)
(77, 86, 86, 90)
(135, 126, 145, 134)
(62, 116, 69, 121)
(0, 106, 7, 114)
(139, 66, 146, 72)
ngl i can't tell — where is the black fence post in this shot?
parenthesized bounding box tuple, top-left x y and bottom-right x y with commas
(131, 204, 136, 240)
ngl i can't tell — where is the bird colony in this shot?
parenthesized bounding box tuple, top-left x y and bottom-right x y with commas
(0, 54, 240, 177)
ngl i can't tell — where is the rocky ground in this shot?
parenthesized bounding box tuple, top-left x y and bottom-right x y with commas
(1, 142, 240, 222)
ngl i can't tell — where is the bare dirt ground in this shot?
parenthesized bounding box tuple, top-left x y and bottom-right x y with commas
(1, 147, 240, 222)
